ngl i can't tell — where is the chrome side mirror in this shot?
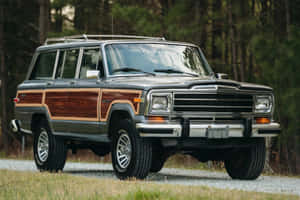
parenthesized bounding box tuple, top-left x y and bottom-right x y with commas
(216, 73, 228, 79)
(86, 70, 100, 79)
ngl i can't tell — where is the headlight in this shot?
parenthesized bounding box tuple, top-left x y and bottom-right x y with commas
(255, 95, 273, 113)
(149, 93, 172, 114)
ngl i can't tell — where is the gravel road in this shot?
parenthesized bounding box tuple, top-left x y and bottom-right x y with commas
(0, 159, 299, 196)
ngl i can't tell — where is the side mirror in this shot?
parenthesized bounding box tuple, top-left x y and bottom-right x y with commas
(216, 73, 228, 79)
(86, 70, 100, 79)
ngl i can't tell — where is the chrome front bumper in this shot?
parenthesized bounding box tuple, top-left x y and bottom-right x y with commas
(136, 122, 280, 138)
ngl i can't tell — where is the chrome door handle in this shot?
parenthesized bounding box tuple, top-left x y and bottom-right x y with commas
(70, 80, 76, 85)
(46, 81, 53, 86)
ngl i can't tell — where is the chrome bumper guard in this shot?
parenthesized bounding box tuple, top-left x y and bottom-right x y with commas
(136, 123, 182, 137)
(136, 122, 280, 138)
(11, 119, 20, 133)
(10, 119, 32, 135)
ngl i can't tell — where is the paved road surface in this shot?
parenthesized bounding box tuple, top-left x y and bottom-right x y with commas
(0, 159, 299, 196)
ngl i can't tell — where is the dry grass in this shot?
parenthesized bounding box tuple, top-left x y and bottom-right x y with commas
(0, 170, 298, 200)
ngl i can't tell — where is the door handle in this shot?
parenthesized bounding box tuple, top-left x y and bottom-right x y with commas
(70, 80, 76, 85)
(46, 81, 53, 86)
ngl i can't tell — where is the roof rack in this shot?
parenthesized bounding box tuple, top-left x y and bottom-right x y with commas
(44, 34, 166, 45)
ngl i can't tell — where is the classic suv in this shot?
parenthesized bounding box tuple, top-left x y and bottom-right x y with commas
(11, 35, 280, 180)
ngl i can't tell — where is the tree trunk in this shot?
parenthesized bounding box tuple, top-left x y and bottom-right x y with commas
(39, 0, 50, 44)
(285, 0, 290, 39)
(199, 0, 208, 49)
(0, 3, 10, 153)
(54, 8, 63, 33)
(228, 0, 238, 80)
(212, 0, 222, 72)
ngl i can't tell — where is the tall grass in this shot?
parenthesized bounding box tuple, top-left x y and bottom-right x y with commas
(0, 170, 298, 200)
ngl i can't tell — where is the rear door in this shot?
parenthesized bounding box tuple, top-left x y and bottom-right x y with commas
(45, 48, 81, 133)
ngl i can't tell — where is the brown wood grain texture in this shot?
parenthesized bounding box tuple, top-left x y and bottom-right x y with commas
(45, 91, 98, 118)
(101, 90, 141, 120)
(17, 92, 43, 104)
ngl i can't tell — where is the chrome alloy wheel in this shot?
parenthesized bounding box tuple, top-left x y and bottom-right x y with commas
(37, 129, 49, 162)
(116, 130, 132, 169)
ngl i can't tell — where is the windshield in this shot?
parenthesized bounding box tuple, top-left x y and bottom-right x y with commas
(105, 43, 212, 76)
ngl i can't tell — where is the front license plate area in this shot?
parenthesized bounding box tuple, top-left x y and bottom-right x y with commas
(207, 128, 229, 138)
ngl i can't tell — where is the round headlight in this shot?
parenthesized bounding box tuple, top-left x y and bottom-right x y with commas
(255, 96, 273, 113)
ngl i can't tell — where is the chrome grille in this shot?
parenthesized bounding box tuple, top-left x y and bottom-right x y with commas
(173, 93, 253, 113)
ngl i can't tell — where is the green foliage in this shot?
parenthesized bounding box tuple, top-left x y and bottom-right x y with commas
(252, 27, 300, 172)
(112, 3, 162, 36)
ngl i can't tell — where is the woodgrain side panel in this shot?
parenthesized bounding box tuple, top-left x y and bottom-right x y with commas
(16, 90, 43, 106)
(45, 90, 99, 119)
(15, 88, 142, 122)
(100, 89, 142, 121)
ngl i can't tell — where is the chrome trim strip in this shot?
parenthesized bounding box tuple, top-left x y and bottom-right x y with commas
(252, 122, 280, 137)
(75, 47, 84, 79)
(52, 50, 60, 80)
(136, 123, 182, 137)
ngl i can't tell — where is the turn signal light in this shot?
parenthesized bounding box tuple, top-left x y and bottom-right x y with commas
(133, 98, 142, 103)
(255, 117, 270, 124)
(148, 116, 166, 123)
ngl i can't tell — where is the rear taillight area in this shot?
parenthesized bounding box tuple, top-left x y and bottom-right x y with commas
(13, 97, 20, 103)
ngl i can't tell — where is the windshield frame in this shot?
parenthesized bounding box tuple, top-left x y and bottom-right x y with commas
(102, 41, 214, 78)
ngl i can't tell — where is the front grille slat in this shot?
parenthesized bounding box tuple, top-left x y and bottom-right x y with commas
(173, 92, 253, 113)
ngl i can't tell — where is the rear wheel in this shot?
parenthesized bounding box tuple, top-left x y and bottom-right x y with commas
(33, 119, 67, 172)
(224, 138, 266, 180)
(111, 119, 152, 179)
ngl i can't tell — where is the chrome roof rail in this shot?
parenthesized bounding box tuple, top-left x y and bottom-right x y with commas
(44, 34, 166, 45)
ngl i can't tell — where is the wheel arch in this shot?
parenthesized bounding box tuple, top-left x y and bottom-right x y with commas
(107, 103, 136, 139)
(31, 109, 52, 134)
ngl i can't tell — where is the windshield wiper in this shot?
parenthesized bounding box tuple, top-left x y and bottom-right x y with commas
(113, 67, 155, 76)
(154, 69, 199, 77)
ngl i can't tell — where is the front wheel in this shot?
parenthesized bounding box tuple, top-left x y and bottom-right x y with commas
(224, 138, 266, 180)
(33, 119, 67, 172)
(111, 119, 152, 180)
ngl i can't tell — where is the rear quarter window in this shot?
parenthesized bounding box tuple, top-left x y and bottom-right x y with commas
(30, 51, 57, 80)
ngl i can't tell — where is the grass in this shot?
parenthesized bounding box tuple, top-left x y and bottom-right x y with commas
(0, 170, 299, 200)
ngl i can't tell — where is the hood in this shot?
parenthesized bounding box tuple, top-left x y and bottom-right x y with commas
(104, 75, 273, 92)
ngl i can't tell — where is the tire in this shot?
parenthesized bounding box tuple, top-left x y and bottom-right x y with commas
(224, 138, 266, 180)
(111, 119, 152, 180)
(33, 119, 67, 172)
(150, 157, 165, 173)
(150, 147, 166, 173)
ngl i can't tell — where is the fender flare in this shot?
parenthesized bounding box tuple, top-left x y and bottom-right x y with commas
(106, 103, 136, 132)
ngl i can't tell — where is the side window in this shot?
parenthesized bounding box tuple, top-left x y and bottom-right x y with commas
(55, 49, 79, 79)
(30, 51, 57, 80)
(62, 49, 79, 79)
(79, 48, 103, 79)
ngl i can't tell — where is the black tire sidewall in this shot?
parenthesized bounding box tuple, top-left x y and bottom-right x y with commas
(225, 138, 266, 180)
(33, 120, 54, 170)
(112, 119, 137, 177)
(111, 119, 152, 179)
